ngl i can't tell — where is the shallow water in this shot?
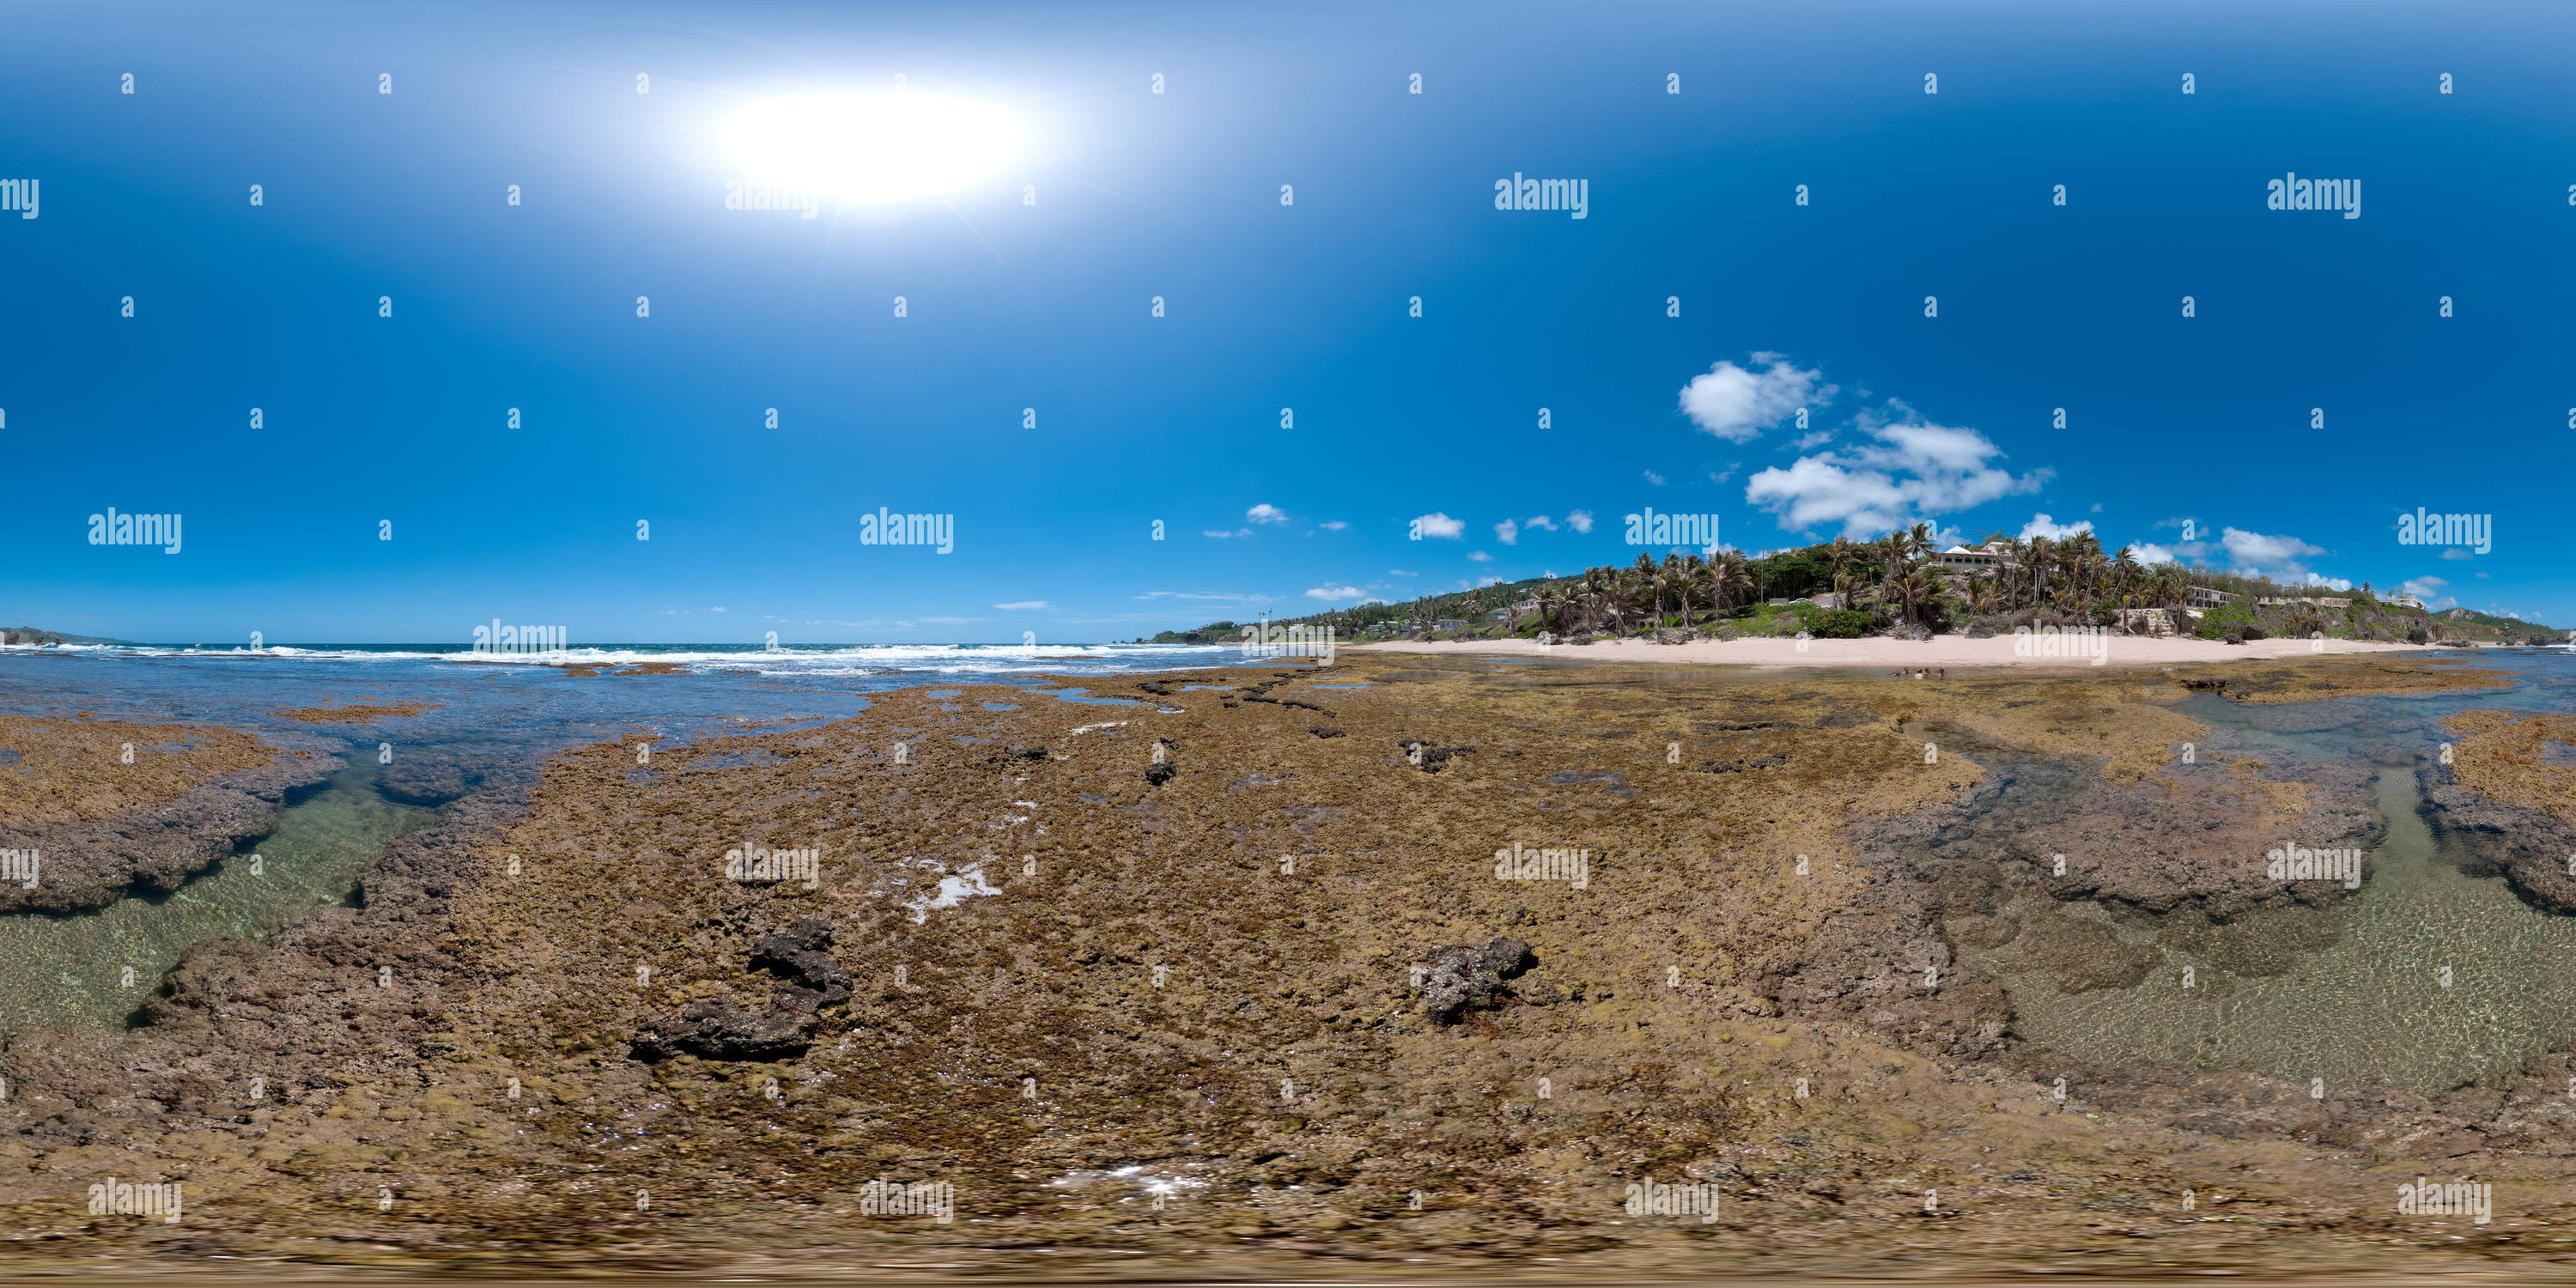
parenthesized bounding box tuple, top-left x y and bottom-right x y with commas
(1950, 654, 2576, 1094)
(0, 643, 1256, 1033)
(1981, 768, 2576, 1094)
(0, 765, 439, 1030)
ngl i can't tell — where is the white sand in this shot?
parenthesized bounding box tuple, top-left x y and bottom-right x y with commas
(1355, 633, 2440, 670)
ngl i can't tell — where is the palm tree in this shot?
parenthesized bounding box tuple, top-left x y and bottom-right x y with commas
(1893, 565, 1939, 626)
(1722, 551, 1754, 615)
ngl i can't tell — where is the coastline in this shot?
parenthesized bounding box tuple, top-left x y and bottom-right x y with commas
(1358, 633, 2441, 668)
(3, 652, 2573, 1276)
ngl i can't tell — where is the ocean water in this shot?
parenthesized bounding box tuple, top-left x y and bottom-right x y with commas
(1958, 651, 2576, 1094)
(0, 641, 1249, 1030)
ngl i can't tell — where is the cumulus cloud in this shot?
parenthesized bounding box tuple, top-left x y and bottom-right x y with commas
(1478, 574, 1507, 587)
(1318, 519, 1348, 531)
(1525, 515, 1559, 533)
(993, 600, 1048, 611)
(1303, 584, 1368, 601)
(1568, 509, 1595, 533)
(1247, 503, 1288, 525)
(1743, 410, 2045, 538)
(2219, 527, 2326, 568)
(1468, 550, 1492, 562)
(2303, 572, 2354, 592)
(2129, 542, 2178, 566)
(2019, 513, 2094, 541)
(1412, 512, 1464, 539)
(1495, 519, 1520, 545)
(1679, 352, 1832, 441)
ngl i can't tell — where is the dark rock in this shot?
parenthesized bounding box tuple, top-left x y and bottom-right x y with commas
(751, 916, 851, 1005)
(1421, 937, 1536, 1024)
(1309, 726, 1346, 738)
(1396, 740, 1474, 772)
(630, 999, 813, 1062)
(1145, 761, 1177, 787)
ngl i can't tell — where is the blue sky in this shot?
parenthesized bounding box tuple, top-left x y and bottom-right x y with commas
(4, 0, 2572, 643)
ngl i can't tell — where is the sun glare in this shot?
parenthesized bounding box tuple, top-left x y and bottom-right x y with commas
(723, 93, 1019, 205)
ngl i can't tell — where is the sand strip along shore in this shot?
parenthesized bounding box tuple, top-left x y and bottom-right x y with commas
(1359, 633, 2448, 668)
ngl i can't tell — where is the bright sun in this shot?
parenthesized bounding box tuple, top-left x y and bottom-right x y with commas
(723, 93, 1019, 205)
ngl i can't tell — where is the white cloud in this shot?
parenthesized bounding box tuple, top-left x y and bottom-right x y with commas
(2303, 572, 2354, 592)
(1743, 410, 2045, 538)
(1303, 584, 1368, 601)
(1678, 352, 1831, 442)
(1568, 509, 1595, 533)
(1388, 568, 1419, 576)
(1204, 528, 1251, 538)
(2439, 548, 2474, 561)
(2219, 527, 2326, 568)
(1643, 470, 1666, 485)
(1412, 512, 1464, 539)
(1467, 550, 1492, 562)
(2129, 542, 2178, 566)
(1319, 519, 1348, 531)
(1708, 465, 1738, 485)
(920, 616, 979, 624)
(993, 600, 1048, 611)
(1478, 574, 1507, 587)
(2401, 576, 2453, 608)
(2019, 513, 2095, 541)
(1524, 514, 1559, 533)
(1495, 519, 1520, 545)
(1789, 429, 1835, 451)
(711, 606, 728, 613)
(1247, 503, 1288, 525)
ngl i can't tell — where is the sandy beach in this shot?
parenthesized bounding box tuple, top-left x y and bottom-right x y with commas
(1359, 632, 2445, 668)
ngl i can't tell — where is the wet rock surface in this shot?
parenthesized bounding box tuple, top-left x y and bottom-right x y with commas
(1, 654, 2572, 1277)
(0, 719, 341, 914)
